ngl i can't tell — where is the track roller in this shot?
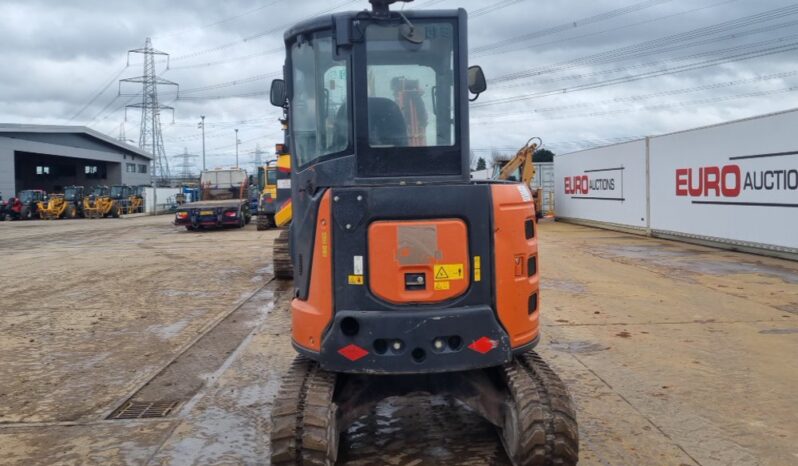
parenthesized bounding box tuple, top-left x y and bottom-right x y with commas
(273, 228, 293, 279)
(271, 356, 339, 466)
(499, 352, 579, 466)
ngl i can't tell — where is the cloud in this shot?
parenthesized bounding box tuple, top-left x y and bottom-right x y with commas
(1, 0, 797, 170)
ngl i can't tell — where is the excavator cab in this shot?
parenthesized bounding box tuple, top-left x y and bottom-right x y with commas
(268, 2, 577, 465)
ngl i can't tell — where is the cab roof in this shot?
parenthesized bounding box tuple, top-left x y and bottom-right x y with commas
(283, 9, 464, 43)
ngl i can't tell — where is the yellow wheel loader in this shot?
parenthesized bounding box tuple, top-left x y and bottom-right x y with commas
(83, 186, 121, 219)
(37, 186, 85, 220)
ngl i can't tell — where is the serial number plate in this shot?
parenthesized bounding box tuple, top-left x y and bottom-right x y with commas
(199, 210, 214, 215)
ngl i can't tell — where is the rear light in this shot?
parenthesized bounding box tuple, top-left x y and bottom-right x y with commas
(528, 293, 538, 315)
(525, 218, 535, 239)
(176, 212, 188, 219)
(527, 256, 537, 277)
(265, 197, 274, 203)
(224, 211, 237, 217)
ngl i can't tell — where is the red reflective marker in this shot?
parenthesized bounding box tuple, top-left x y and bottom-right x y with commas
(338, 344, 368, 361)
(468, 336, 497, 354)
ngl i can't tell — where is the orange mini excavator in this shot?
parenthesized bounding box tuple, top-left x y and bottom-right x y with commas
(267, 1, 578, 464)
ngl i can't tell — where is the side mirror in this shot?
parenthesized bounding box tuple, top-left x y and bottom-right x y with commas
(270, 79, 286, 107)
(467, 65, 487, 101)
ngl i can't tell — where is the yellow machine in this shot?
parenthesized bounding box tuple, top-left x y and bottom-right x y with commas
(128, 187, 144, 214)
(83, 186, 121, 219)
(255, 162, 279, 231)
(271, 144, 293, 279)
(273, 151, 292, 228)
(494, 137, 544, 218)
(38, 194, 67, 220)
(37, 186, 85, 219)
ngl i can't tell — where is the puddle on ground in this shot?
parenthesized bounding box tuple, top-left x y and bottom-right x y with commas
(147, 309, 207, 340)
(542, 278, 587, 294)
(593, 244, 701, 259)
(759, 328, 798, 335)
(686, 260, 798, 284)
(776, 303, 798, 315)
(549, 340, 610, 354)
(593, 244, 798, 284)
(160, 290, 220, 298)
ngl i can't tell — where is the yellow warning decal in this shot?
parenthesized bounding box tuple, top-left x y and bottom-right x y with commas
(434, 281, 450, 291)
(348, 275, 364, 285)
(474, 256, 481, 282)
(434, 264, 464, 281)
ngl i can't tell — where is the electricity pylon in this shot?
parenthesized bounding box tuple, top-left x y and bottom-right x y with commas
(120, 37, 178, 183)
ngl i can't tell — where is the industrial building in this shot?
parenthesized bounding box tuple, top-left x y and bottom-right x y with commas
(0, 124, 152, 198)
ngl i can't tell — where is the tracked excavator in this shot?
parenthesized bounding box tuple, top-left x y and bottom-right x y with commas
(267, 1, 578, 464)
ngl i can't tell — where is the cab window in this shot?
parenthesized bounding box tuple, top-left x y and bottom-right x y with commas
(366, 22, 455, 148)
(291, 35, 350, 167)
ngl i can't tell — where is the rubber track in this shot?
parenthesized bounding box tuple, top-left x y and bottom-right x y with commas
(501, 352, 579, 466)
(273, 229, 293, 280)
(256, 214, 269, 231)
(271, 356, 338, 466)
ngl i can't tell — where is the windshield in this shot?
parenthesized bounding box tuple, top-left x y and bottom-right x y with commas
(267, 168, 277, 185)
(366, 22, 455, 148)
(291, 35, 349, 166)
(20, 191, 35, 203)
(64, 187, 78, 201)
(110, 186, 125, 198)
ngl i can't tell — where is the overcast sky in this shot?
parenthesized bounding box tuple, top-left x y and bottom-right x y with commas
(1, 0, 797, 172)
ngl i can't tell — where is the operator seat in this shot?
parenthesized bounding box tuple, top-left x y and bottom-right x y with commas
(331, 98, 409, 149)
(368, 97, 408, 146)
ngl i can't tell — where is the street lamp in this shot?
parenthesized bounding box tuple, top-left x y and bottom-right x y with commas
(235, 128, 240, 169)
(198, 115, 206, 172)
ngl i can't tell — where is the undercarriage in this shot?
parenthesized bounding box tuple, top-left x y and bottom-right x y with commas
(271, 353, 578, 466)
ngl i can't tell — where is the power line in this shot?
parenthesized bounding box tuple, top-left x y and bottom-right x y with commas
(154, 0, 283, 41)
(170, 0, 359, 63)
(490, 3, 798, 83)
(473, 0, 676, 56)
(69, 64, 128, 121)
(473, 37, 798, 108)
(168, 49, 283, 71)
(166, 0, 511, 68)
(492, 28, 798, 90)
(470, 0, 526, 18)
(476, 70, 798, 119)
(177, 91, 269, 101)
(474, 86, 798, 125)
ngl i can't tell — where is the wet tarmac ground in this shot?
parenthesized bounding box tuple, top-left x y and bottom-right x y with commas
(1, 217, 797, 465)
